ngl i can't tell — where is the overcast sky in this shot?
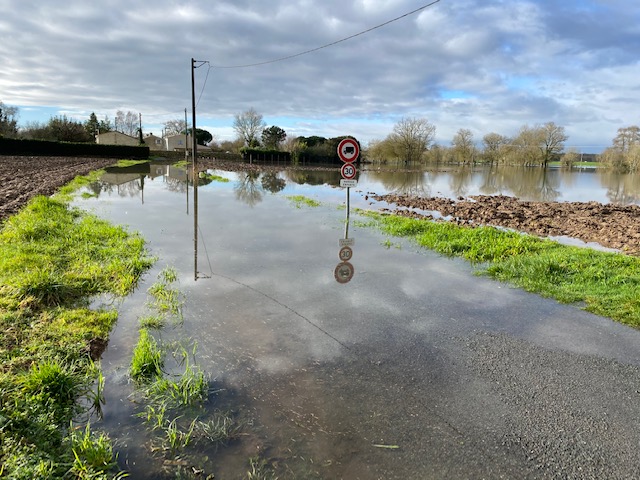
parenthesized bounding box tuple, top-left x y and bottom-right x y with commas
(1, 0, 638, 151)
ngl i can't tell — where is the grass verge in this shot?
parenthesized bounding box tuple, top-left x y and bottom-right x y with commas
(361, 211, 640, 328)
(0, 182, 154, 477)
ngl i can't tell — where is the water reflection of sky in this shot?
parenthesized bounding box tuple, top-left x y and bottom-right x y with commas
(74, 165, 640, 479)
(91, 164, 640, 206)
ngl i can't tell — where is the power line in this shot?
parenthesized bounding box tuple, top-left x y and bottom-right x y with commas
(209, 0, 441, 69)
(194, 61, 211, 108)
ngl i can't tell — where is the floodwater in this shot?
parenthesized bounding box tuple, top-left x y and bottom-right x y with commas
(75, 163, 640, 479)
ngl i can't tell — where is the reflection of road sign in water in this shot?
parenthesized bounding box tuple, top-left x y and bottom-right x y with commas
(337, 138, 359, 163)
(339, 246, 353, 261)
(334, 262, 355, 284)
(341, 163, 356, 180)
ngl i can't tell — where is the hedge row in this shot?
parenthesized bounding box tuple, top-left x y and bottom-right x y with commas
(241, 147, 292, 162)
(0, 137, 149, 159)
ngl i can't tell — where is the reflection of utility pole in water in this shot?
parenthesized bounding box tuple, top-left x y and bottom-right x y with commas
(190, 58, 212, 281)
(185, 108, 189, 215)
(191, 58, 199, 282)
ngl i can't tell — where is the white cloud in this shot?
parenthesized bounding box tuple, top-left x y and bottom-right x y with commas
(0, 0, 638, 151)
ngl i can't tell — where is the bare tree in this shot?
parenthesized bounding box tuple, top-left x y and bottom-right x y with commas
(540, 122, 568, 168)
(233, 108, 266, 146)
(388, 117, 436, 164)
(508, 125, 544, 166)
(164, 118, 187, 136)
(482, 132, 511, 164)
(612, 126, 640, 153)
(451, 128, 476, 164)
(115, 110, 138, 136)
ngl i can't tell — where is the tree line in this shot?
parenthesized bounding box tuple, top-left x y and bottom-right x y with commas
(228, 108, 640, 172)
(368, 117, 640, 172)
(229, 107, 357, 163)
(0, 103, 214, 147)
(2, 100, 638, 171)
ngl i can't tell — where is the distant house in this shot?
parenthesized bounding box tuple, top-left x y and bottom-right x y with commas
(165, 134, 192, 152)
(143, 134, 164, 150)
(96, 131, 139, 146)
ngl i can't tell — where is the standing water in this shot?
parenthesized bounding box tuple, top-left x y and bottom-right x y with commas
(75, 163, 640, 479)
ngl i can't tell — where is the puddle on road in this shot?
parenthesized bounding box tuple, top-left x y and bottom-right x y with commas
(74, 164, 640, 479)
(79, 165, 444, 479)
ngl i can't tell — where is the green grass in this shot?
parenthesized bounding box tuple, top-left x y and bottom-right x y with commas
(285, 195, 321, 208)
(548, 161, 600, 168)
(200, 172, 230, 183)
(0, 180, 153, 478)
(56, 170, 106, 200)
(246, 456, 279, 480)
(147, 281, 184, 317)
(116, 159, 149, 168)
(130, 328, 164, 382)
(68, 423, 123, 479)
(363, 211, 640, 327)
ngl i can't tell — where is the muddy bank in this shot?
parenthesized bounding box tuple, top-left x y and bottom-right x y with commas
(369, 193, 640, 255)
(0, 156, 117, 222)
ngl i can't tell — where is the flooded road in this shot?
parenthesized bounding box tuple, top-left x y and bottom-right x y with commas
(76, 166, 640, 479)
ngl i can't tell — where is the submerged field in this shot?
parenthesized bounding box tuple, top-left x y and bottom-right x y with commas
(361, 211, 640, 328)
(1, 156, 640, 478)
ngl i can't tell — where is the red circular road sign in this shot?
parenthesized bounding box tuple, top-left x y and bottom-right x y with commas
(340, 163, 357, 180)
(334, 262, 355, 284)
(339, 245, 353, 261)
(337, 138, 359, 163)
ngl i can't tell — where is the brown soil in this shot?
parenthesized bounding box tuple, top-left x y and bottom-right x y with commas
(369, 193, 640, 255)
(0, 156, 117, 222)
(1, 156, 638, 255)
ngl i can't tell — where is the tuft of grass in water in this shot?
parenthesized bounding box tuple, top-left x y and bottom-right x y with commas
(68, 423, 121, 478)
(130, 328, 164, 382)
(146, 362, 209, 408)
(285, 195, 321, 208)
(486, 247, 640, 325)
(116, 159, 148, 168)
(164, 417, 198, 452)
(130, 266, 245, 468)
(246, 455, 279, 480)
(198, 410, 244, 445)
(56, 170, 106, 200)
(146, 267, 184, 323)
(139, 314, 166, 329)
(363, 211, 640, 327)
(200, 172, 230, 183)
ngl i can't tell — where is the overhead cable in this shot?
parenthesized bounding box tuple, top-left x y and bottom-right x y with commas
(209, 0, 441, 69)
